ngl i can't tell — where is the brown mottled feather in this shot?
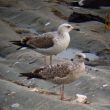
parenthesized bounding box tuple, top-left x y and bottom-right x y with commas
(11, 32, 54, 49)
(31, 61, 81, 80)
(26, 32, 54, 48)
(20, 62, 73, 80)
(20, 53, 86, 84)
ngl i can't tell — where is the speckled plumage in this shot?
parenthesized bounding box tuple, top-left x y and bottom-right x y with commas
(20, 53, 86, 85)
(20, 53, 87, 100)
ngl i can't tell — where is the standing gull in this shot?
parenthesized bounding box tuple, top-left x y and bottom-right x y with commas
(11, 23, 79, 64)
(20, 53, 88, 100)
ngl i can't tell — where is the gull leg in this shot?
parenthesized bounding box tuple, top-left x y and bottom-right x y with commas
(44, 56, 47, 65)
(60, 85, 72, 101)
(50, 55, 53, 65)
(60, 85, 64, 100)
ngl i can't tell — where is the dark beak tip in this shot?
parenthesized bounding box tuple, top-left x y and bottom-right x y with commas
(85, 58, 89, 61)
(73, 28, 80, 31)
(71, 58, 73, 61)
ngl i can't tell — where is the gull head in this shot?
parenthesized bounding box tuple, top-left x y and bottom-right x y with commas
(74, 53, 89, 62)
(58, 23, 74, 33)
(58, 23, 80, 33)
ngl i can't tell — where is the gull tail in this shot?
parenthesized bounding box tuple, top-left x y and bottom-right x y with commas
(10, 37, 34, 50)
(20, 72, 36, 79)
(20, 67, 46, 80)
(10, 40, 23, 46)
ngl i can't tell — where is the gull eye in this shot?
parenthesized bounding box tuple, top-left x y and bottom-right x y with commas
(77, 55, 82, 58)
(67, 26, 71, 28)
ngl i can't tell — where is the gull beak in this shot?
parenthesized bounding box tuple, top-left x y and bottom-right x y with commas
(85, 58, 89, 61)
(71, 58, 73, 61)
(73, 26, 80, 31)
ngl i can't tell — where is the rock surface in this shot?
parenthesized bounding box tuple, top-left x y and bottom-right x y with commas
(0, 0, 110, 110)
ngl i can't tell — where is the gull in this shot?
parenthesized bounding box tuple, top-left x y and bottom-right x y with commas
(20, 53, 88, 101)
(11, 23, 79, 64)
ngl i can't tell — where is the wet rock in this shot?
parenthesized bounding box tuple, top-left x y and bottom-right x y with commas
(96, 48, 110, 56)
(0, 0, 110, 110)
(68, 12, 105, 23)
(69, 0, 110, 9)
(51, 8, 68, 20)
(0, 0, 17, 7)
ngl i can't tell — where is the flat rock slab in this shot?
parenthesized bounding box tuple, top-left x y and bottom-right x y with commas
(0, 0, 110, 110)
(0, 76, 110, 110)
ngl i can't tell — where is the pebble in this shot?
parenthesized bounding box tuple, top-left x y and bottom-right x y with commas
(45, 22, 51, 26)
(11, 103, 20, 108)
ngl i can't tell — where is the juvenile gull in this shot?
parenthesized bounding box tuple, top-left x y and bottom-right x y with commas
(20, 53, 88, 100)
(11, 23, 79, 64)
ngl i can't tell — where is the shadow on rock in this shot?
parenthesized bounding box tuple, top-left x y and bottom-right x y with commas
(69, 0, 110, 9)
(68, 12, 105, 23)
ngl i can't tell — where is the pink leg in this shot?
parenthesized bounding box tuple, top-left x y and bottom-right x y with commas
(44, 56, 47, 65)
(60, 85, 64, 100)
(60, 85, 72, 101)
(50, 55, 53, 65)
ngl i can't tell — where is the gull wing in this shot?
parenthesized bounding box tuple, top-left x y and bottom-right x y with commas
(32, 62, 73, 80)
(26, 32, 54, 49)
